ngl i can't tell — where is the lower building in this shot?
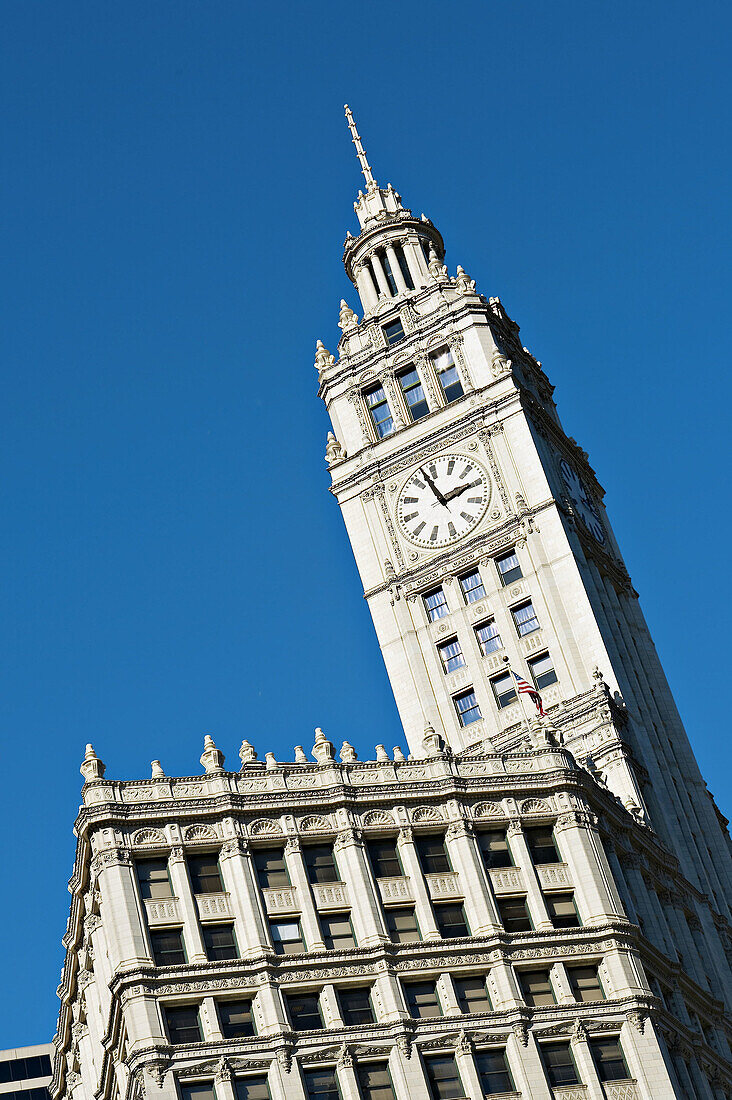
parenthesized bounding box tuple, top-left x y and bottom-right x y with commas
(0, 1045, 53, 1100)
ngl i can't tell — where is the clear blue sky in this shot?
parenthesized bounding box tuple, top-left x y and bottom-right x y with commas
(0, 0, 729, 1046)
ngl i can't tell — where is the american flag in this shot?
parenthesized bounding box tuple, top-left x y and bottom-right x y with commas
(512, 670, 545, 717)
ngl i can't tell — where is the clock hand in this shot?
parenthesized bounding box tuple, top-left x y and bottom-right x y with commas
(420, 467, 447, 506)
(442, 478, 482, 503)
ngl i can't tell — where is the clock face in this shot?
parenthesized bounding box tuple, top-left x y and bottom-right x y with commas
(559, 458, 605, 543)
(396, 454, 490, 548)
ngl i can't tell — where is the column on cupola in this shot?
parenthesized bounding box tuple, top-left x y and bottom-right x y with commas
(553, 808, 627, 925)
(218, 835, 271, 956)
(333, 828, 390, 946)
(167, 843, 207, 962)
(354, 261, 378, 312)
(282, 837, 327, 950)
(444, 820, 503, 935)
(402, 236, 429, 287)
(369, 250, 391, 299)
(384, 243, 408, 294)
(504, 821, 553, 930)
(395, 827, 441, 939)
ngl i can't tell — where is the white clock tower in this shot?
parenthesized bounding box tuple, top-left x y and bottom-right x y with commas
(318, 107, 731, 911)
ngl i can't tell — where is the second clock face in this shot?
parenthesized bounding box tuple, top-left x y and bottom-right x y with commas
(396, 454, 489, 548)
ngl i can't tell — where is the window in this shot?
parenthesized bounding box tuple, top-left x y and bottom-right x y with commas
(398, 367, 429, 421)
(269, 919, 305, 954)
(490, 672, 516, 709)
(512, 601, 540, 636)
(367, 839, 401, 879)
(181, 1086, 215, 1100)
(475, 620, 502, 656)
(545, 892, 580, 928)
(524, 827, 560, 865)
(150, 928, 186, 967)
(285, 991, 323, 1031)
(438, 638, 466, 674)
(253, 848, 289, 889)
(338, 987, 375, 1025)
(540, 1043, 579, 1088)
(320, 913, 356, 950)
(477, 830, 513, 870)
(415, 835, 450, 874)
(402, 980, 441, 1018)
(202, 923, 238, 961)
(304, 1070, 339, 1100)
(567, 965, 604, 1002)
(432, 349, 464, 404)
(434, 903, 469, 938)
(0, 1057, 53, 1084)
(528, 652, 558, 690)
(589, 1039, 629, 1082)
(383, 318, 405, 345)
(379, 250, 398, 296)
(518, 969, 555, 1006)
(459, 569, 486, 604)
(495, 551, 522, 586)
(218, 999, 255, 1038)
(475, 1050, 513, 1096)
(303, 845, 339, 884)
(394, 246, 415, 290)
(423, 587, 448, 621)
(136, 858, 172, 901)
(187, 854, 223, 895)
(385, 907, 420, 943)
(455, 976, 492, 1014)
(356, 1062, 394, 1100)
(163, 1005, 201, 1044)
(364, 384, 394, 439)
(454, 689, 482, 727)
(423, 1056, 463, 1100)
(496, 897, 531, 933)
(234, 1079, 269, 1100)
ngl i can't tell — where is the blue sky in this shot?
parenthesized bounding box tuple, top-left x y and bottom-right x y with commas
(0, 0, 730, 1046)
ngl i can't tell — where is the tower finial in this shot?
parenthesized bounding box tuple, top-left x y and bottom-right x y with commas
(344, 104, 377, 192)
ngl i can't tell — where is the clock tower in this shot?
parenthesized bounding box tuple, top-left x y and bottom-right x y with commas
(318, 107, 731, 910)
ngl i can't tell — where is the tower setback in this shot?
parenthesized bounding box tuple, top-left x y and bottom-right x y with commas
(52, 110, 732, 1100)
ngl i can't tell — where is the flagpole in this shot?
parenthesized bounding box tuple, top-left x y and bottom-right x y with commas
(501, 653, 533, 733)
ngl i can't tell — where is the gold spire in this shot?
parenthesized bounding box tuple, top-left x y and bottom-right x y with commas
(344, 104, 377, 192)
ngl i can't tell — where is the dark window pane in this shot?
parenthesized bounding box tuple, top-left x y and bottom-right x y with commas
(525, 827, 560, 865)
(339, 987, 375, 1025)
(432, 349, 464, 404)
(455, 976, 491, 1014)
(423, 1056, 463, 1100)
(188, 854, 223, 894)
(379, 250, 398, 296)
(590, 1039, 629, 1082)
(403, 981, 441, 1019)
(475, 620, 502, 655)
(512, 601, 540, 636)
(477, 830, 512, 869)
(285, 992, 323, 1031)
(304, 1070, 339, 1100)
(415, 836, 450, 874)
(490, 671, 517, 709)
(164, 1005, 201, 1044)
(398, 367, 430, 421)
(541, 1043, 579, 1087)
(367, 839, 401, 879)
(269, 919, 305, 954)
(454, 689, 482, 726)
(219, 1000, 255, 1038)
(150, 928, 186, 966)
(546, 893, 580, 928)
(567, 966, 603, 1002)
(495, 551, 522, 585)
(202, 923, 238, 961)
(475, 1050, 513, 1095)
(253, 848, 289, 889)
(235, 1078, 269, 1100)
(518, 969, 554, 1006)
(385, 907, 420, 943)
(321, 913, 356, 950)
(423, 587, 448, 621)
(438, 638, 465, 674)
(528, 652, 558, 691)
(459, 570, 486, 604)
(304, 845, 339, 884)
(383, 319, 405, 345)
(496, 897, 531, 933)
(434, 904, 469, 938)
(357, 1063, 394, 1100)
(136, 858, 172, 900)
(181, 1085, 215, 1100)
(395, 246, 415, 291)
